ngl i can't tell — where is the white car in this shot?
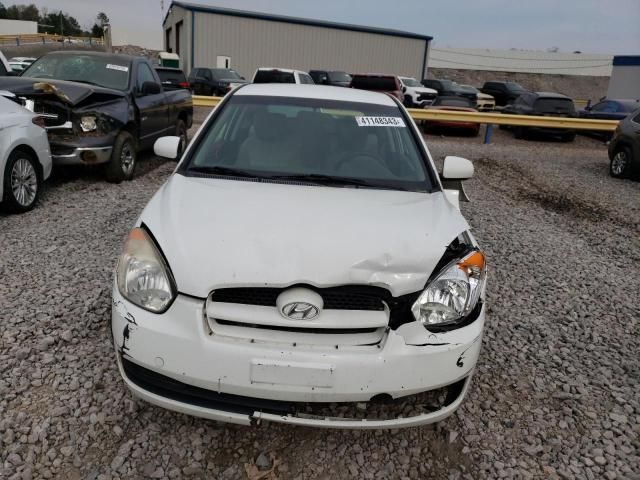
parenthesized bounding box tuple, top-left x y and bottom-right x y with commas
(0, 95, 52, 213)
(112, 84, 486, 429)
(399, 76, 437, 108)
(9, 61, 30, 73)
(9, 57, 37, 64)
(0, 51, 10, 75)
(253, 67, 315, 85)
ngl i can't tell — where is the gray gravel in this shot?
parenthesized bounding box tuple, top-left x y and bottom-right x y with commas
(1, 112, 639, 479)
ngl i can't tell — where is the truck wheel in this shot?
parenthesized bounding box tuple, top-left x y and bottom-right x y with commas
(2, 149, 41, 213)
(403, 95, 414, 108)
(561, 133, 576, 142)
(105, 131, 137, 183)
(175, 119, 188, 161)
(610, 145, 632, 178)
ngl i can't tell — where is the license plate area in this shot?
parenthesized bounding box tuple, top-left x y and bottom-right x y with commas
(250, 360, 334, 388)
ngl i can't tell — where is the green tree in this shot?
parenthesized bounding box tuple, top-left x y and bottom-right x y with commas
(0, 2, 7, 18)
(4, 3, 39, 21)
(91, 11, 109, 37)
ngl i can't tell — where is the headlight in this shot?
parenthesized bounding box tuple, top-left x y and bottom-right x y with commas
(116, 227, 176, 313)
(80, 116, 97, 132)
(412, 250, 486, 327)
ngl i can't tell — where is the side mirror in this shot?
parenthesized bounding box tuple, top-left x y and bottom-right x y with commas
(141, 81, 161, 95)
(442, 156, 474, 180)
(402, 86, 407, 93)
(240, 76, 246, 80)
(154, 136, 181, 159)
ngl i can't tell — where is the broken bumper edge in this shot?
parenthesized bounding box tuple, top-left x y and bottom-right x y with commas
(52, 146, 113, 165)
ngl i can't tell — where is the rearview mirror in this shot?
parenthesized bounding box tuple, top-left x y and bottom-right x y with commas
(442, 156, 474, 180)
(154, 136, 181, 159)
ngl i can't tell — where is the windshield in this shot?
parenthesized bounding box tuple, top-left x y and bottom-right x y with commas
(328, 71, 351, 83)
(157, 69, 186, 84)
(506, 82, 526, 93)
(401, 78, 421, 87)
(22, 54, 131, 90)
(534, 98, 575, 114)
(212, 68, 241, 80)
(182, 95, 432, 192)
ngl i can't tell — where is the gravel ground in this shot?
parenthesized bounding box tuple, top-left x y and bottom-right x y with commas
(1, 110, 639, 480)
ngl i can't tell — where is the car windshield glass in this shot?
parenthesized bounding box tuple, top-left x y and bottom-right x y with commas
(212, 68, 241, 80)
(328, 71, 351, 82)
(506, 82, 526, 93)
(22, 54, 131, 90)
(534, 98, 575, 113)
(254, 70, 295, 83)
(157, 69, 186, 83)
(460, 85, 478, 93)
(439, 80, 455, 89)
(182, 95, 432, 192)
(351, 76, 396, 91)
(401, 78, 421, 87)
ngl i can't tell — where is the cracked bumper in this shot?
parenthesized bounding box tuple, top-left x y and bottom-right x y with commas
(111, 289, 485, 428)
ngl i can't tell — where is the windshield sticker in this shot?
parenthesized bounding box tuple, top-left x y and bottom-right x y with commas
(106, 64, 129, 72)
(355, 116, 406, 127)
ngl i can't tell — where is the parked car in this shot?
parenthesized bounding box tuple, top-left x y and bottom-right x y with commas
(424, 96, 480, 136)
(608, 107, 640, 178)
(421, 79, 476, 105)
(0, 51, 193, 183)
(459, 85, 495, 111)
(502, 92, 577, 141)
(9, 61, 30, 73)
(253, 68, 314, 84)
(398, 76, 437, 108)
(350, 73, 403, 102)
(0, 94, 52, 213)
(112, 83, 487, 429)
(9, 56, 36, 65)
(155, 67, 190, 91)
(579, 99, 640, 140)
(188, 67, 247, 96)
(480, 81, 528, 106)
(309, 70, 351, 87)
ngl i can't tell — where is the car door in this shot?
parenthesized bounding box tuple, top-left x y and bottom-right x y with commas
(135, 62, 170, 149)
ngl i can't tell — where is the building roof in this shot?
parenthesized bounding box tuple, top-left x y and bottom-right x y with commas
(164, 1, 432, 42)
(429, 48, 613, 76)
(612, 56, 640, 67)
(235, 83, 397, 106)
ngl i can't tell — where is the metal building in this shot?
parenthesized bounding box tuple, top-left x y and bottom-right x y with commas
(162, 1, 432, 80)
(607, 56, 640, 100)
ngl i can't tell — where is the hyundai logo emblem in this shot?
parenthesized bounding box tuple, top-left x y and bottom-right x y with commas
(282, 302, 319, 320)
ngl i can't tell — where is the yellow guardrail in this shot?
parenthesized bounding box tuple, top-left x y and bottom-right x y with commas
(192, 95, 617, 132)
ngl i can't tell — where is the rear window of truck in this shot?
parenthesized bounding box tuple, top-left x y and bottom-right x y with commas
(351, 76, 397, 91)
(534, 98, 575, 114)
(254, 70, 295, 84)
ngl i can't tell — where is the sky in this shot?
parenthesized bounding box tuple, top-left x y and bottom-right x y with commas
(15, 0, 640, 54)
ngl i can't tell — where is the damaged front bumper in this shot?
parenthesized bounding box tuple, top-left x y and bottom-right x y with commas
(112, 289, 485, 429)
(49, 133, 118, 166)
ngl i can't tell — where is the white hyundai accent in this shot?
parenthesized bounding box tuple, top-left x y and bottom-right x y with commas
(112, 84, 487, 429)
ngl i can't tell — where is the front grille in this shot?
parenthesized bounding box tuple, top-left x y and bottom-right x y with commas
(33, 99, 70, 128)
(122, 358, 467, 421)
(211, 286, 385, 311)
(418, 93, 436, 101)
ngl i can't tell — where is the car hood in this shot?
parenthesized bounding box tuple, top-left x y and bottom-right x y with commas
(140, 174, 469, 298)
(0, 76, 124, 106)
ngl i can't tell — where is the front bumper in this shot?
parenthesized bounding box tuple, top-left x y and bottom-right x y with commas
(112, 289, 485, 428)
(52, 146, 113, 165)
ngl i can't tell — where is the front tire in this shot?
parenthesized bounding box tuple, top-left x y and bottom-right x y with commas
(2, 149, 41, 213)
(610, 145, 632, 178)
(175, 119, 188, 161)
(105, 131, 137, 183)
(403, 95, 414, 108)
(561, 132, 576, 142)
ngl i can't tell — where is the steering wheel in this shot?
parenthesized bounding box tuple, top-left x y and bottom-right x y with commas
(333, 151, 389, 174)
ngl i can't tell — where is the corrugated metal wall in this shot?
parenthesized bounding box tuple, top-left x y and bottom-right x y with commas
(607, 66, 640, 100)
(188, 10, 427, 80)
(164, 6, 190, 71)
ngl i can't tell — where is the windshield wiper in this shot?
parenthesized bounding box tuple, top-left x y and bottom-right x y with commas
(268, 173, 379, 188)
(188, 165, 261, 178)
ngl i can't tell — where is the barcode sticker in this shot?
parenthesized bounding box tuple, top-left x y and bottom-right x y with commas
(355, 116, 406, 127)
(106, 64, 129, 72)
